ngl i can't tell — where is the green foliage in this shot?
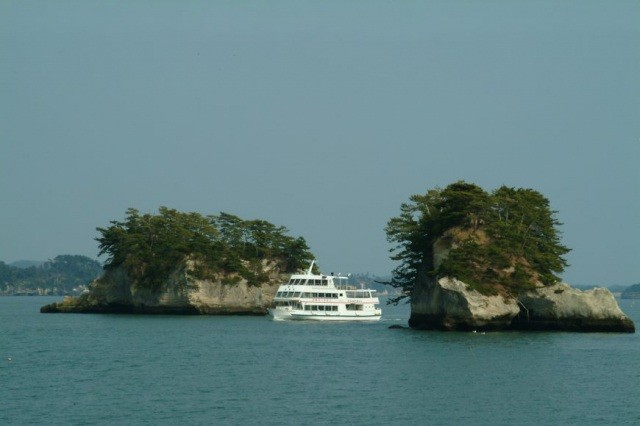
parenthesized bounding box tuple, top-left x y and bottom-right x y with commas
(0, 255, 102, 295)
(96, 207, 314, 290)
(384, 188, 444, 303)
(386, 181, 570, 302)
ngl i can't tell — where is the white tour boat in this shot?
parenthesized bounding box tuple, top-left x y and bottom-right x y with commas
(268, 261, 382, 321)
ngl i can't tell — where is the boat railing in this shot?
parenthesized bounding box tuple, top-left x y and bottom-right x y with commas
(334, 284, 357, 290)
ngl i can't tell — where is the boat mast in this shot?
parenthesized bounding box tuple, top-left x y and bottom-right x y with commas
(306, 260, 315, 275)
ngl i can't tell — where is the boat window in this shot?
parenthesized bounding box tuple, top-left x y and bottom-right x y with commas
(293, 292, 300, 297)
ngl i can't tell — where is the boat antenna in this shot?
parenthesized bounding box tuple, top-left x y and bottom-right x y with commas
(307, 260, 315, 275)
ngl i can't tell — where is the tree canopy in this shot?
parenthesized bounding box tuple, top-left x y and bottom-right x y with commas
(96, 207, 314, 289)
(385, 182, 570, 303)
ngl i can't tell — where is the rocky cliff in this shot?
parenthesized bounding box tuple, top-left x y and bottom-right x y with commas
(41, 261, 283, 315)
(409, 277, 635, 332)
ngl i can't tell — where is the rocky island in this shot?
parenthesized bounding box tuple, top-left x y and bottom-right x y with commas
(386, 182, 635, 333)
(42, 208, 313, 315)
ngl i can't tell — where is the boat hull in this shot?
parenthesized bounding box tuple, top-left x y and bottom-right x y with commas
(268, 307, 381, 322)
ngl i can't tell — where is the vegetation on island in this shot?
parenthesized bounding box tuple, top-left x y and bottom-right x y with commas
(96, 207, 314, 289)
(0, 255, 102, 295)
(385, 181, 570, 303)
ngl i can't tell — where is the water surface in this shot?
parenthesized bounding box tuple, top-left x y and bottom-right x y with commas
(2, 297, 639, 425)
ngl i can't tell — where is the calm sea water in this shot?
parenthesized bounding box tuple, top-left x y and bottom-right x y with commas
(2, 297, 639, 425)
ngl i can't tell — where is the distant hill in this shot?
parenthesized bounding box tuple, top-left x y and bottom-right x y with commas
(10, 260, 46, 269)
(351, 273, 394, 295)
(621, 284, 640, 299)
(0, 255, 103, 296)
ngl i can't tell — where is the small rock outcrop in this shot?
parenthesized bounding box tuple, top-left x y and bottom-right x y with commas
(409, 277, 635, 333)
(41, 262, 283, 315)
(514, 283, 635, 332)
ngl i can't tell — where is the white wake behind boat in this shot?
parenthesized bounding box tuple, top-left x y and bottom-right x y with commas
(268, 261, 382, 322)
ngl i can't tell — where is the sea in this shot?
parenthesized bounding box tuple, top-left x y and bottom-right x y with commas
(2, 297, 639, 425)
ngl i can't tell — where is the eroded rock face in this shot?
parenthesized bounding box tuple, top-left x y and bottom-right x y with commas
(410, 277, 519, 331)
(409, 277, 635, 333)
(513, 283, 635, 332)
(41, 263, 283, 315)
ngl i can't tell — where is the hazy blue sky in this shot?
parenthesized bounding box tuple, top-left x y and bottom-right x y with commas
(2, 1, 638, 285)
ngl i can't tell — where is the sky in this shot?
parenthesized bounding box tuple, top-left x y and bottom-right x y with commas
(1, 0, 638, 286)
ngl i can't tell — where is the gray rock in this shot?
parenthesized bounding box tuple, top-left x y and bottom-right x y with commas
(513, 283, 635, 332)
(409, 277, 635, 333)
(410, 276, 519, 331)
